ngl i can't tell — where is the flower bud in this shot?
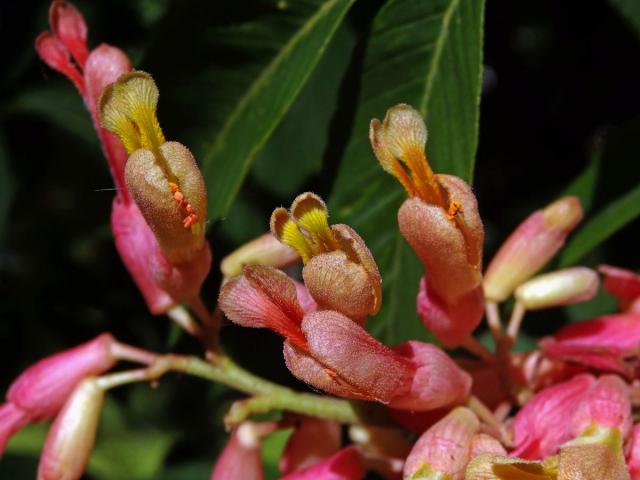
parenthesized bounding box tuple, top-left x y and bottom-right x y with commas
(37, 378, 105, 480)
(403, 407, 479, 480)
(48, 0, 89, 68)
(221, 233, 299, 278)
(280, 446, 364, 480)
(271, 193, 381, 321)
(484, 196, 583, 302)
(514, 267, 599, 310)
(100, 72, 208, 265)
(210, 422, 277, 480)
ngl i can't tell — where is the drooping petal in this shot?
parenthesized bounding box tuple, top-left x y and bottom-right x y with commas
(540, 314, 640, 376)
(416, 276, 483, 347)
(389, 341, 472, 411)
(0, 403, 30, 457)
(512, 373, 596, 459)
(280, 446, 364, 480)
(279, 417, 341, 475)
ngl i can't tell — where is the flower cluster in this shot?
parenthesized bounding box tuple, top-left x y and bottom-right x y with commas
(1, 1, 639, 479)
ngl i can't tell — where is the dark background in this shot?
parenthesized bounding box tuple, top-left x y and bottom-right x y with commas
(0, 0, 639, 478)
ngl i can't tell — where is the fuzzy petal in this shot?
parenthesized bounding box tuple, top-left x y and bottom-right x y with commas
(389, 341, 472, 411)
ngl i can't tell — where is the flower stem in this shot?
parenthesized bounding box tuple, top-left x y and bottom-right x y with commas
(506, 301, 526, 346)
(166, 305, 204, 339)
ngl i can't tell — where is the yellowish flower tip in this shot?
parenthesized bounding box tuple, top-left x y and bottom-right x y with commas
(408, 463, 453, 480)
(99, 71, 165, 155)
(270, 193, 338, 264)
(100, 72, 206, 241)
(542, 196, 583, 232)
(369, 104, 447, 210)
(566, 423, 624, 457)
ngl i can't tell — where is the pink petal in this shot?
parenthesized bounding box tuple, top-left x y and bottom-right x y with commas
(279, 417, 341, 475)
(281, 446, 364, 480)
(294, 279, 318, 314)
(389, 341, 472, 411)
(6, 334, 115, 421)
(111, 198, 175, 314)
(219, 267, 306, 347)
(512, 373, 596, 459)
(0, 403, 30, 457)
(48, 0, 89, 68)
(301, 311, 413, 403)
(35, 32, 85, 94)
(416, 276, 483, 347)
(599, 264, 640, 312)
(627, 424, 640, 477)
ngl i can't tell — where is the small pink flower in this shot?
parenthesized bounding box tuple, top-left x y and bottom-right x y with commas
(599, 264, 640, 313)
(540, 314, 640, 376)
(280, 446, 364, 480)
(37, 378, 105, 480)
(210, 422, 277, 480)
(512, 373, 596, 459)
(220, 265, 470, 409)
(279, 417, 341, 476)
(0, 334, 116, 455)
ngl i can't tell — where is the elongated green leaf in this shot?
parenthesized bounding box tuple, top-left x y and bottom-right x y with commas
(609, 0, 640, 38)
(202, 0, 354, 222)
(329, 0, 485, 344)
(562, 137, 602, 213)
(559, 183, 640, 266)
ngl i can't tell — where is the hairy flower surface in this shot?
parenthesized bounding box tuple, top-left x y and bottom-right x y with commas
(370, 104, 484, 347)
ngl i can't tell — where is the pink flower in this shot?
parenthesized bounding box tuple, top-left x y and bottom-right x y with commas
(599, 264, 640, 313)
(280, 446, 364, 480)
(37, 378, 105, 480)
(36, 0, 211, 314)
(279, 417, 341, 475)
(512, 373, 596, 459)
(540, 314, 640, 376)
(210, 422, 277, 480)
(219, 265, 471, 409)
(0, 334, 116, 455)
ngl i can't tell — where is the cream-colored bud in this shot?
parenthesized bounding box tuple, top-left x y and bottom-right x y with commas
(515, 267, 599, 310)
(220, 233, 299, 278)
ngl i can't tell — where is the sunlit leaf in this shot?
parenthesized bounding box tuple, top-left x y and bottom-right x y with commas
(329, 0, 485, 343)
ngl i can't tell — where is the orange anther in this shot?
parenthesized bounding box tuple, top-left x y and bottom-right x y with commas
(173, 191, 184, 203)
(169, 182, 179, 193)
(447, 200, 463, 220)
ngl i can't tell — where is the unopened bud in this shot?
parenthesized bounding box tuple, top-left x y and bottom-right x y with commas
(484, 196, 583, 302)
(37, 378, 104, 480)
(404, 407, 479, 480)
(221, 233, 299, 278)
(100, 72, 208, 265)
(514, 267, 599, 310)
(49, 0, 89, 68)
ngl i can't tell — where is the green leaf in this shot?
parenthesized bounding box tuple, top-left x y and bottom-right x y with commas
(329, 0, 485, 343)
(202, 0, 355, 223)
(252, 24, 356, 197)
(609, 0, 640, 39)
(562, 136, 602, 213)
(262, 428, 293, 480)
(559, 183, 640, 267)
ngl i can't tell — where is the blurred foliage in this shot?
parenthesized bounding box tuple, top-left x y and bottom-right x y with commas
(0, 0, 639, 478)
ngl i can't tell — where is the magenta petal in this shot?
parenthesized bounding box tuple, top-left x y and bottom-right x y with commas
(281, 446, 364, 480)
(416, 276, 483, 347)
(512, 373, 595, 459)
(6, 334, 116, 421)
(301, 311, 413, 403)
(389, 341, 472, 411)
(0, 403, 30, 457)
